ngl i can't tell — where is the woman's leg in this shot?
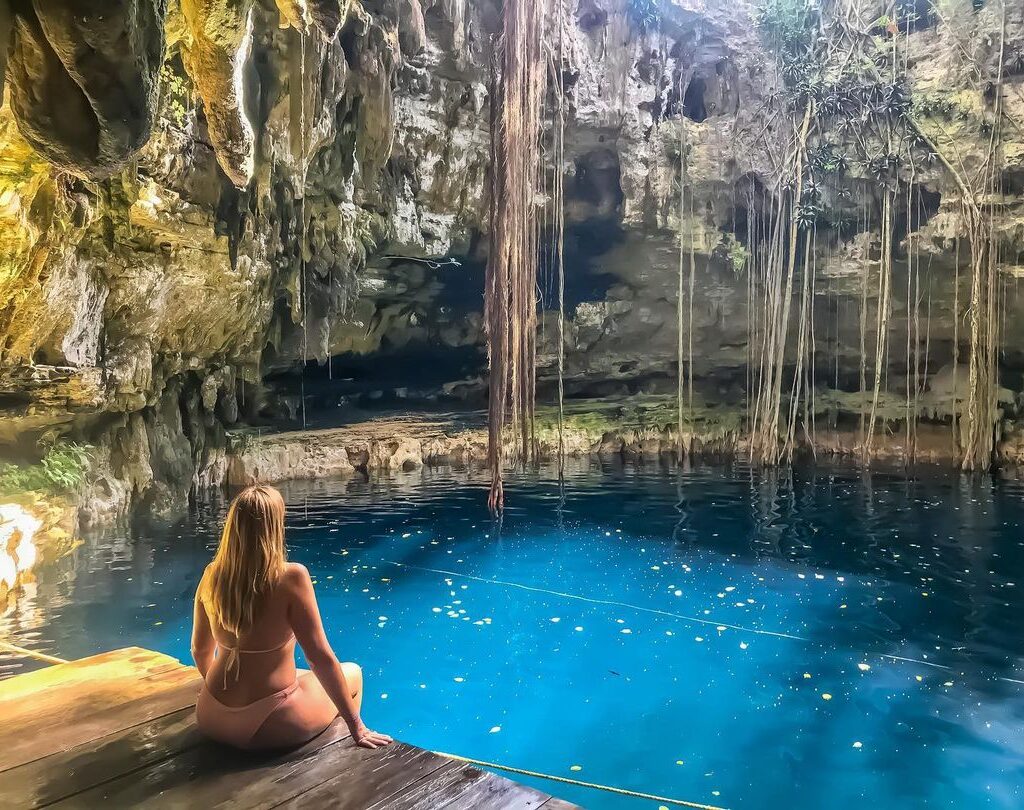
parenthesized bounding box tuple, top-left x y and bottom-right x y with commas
(341, 661, 363, 714)
(249, 665, 363, 750)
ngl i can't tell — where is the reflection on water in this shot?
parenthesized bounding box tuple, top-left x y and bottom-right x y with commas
(3, 459, 1024, 808)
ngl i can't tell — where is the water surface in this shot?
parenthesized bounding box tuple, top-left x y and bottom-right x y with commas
(3, 460, 1024, 808)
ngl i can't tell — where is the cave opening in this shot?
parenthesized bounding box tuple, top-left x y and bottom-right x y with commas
(681, 75, 708, 123)
(895, 0, 938, 32)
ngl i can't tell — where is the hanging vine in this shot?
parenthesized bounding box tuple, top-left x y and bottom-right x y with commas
(485, 0, 548, 513)
(741, 0, 1008, 468)
(552, 0, 567, 481)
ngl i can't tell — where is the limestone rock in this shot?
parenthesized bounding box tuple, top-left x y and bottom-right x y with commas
(226, 436, 355, 485)
(179, 0, 257, 186)
(2, 0, 1024, 523)
(6, 0, 166, 178)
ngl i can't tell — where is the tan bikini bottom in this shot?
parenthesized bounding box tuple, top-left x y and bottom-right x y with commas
(195, 680, 301, 749)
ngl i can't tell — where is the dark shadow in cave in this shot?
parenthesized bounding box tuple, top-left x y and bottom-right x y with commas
(276, 342, 489, 419)
(540, 216, 623, 312)
(682, 75, 708, 123)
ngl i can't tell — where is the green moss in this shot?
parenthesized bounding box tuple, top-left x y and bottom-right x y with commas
(912, 89, 976, 122)
(532, 394, 744, 442)
(0, 442, 92, 497)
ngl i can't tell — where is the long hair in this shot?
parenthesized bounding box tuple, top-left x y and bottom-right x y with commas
(202, 484, 288, 639)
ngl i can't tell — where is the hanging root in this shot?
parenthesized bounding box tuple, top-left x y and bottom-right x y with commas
(485, 0, 547, 512)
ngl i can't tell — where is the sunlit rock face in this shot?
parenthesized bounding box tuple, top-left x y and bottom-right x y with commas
(0, 495, 77, 607)
(0, 0, 481, 520)
(0, 503, 40, 592)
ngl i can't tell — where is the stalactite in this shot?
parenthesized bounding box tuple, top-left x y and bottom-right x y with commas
(293, 28, 310, 431)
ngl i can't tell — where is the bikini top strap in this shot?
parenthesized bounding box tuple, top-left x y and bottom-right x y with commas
(217, 634, 295, 690)
(236, 633, 296, 654)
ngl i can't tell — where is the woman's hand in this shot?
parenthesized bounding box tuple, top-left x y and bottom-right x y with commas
(354, 723, 393, 749)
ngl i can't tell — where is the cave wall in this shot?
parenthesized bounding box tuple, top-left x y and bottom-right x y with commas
(0, 0, 491, 521)
(325, 0, 1024, 410)
(1, 0, 1023, 522)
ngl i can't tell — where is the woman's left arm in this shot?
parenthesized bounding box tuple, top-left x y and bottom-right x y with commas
(191, 587, 216, 677)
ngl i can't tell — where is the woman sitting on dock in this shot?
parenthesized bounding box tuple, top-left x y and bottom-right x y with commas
(190, 483, 392, 751)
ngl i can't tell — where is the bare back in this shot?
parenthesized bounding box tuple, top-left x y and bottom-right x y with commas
(194, 562, 303, 706)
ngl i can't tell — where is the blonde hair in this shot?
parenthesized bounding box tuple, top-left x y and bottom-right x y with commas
(202, 484, 288, 639)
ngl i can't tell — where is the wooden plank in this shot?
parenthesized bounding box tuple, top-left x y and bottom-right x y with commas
(0, 646, 581, 810)
(363, 761, 489, 810)
(0, 648, 181, 704)
(0, 672, 203, 773)
(271, 744, 451, 809)
(47, 720, 355, 808)
(0, 663, 198, 761)
(0, 707, 203, 808)
(0, 647, 184, 739)
(2, 663, 198, 746)
(438, 770, 552, 810)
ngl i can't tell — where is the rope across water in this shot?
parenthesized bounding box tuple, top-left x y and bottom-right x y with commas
(434, 750, 729, 810)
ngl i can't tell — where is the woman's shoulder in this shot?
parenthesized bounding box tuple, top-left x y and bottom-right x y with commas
(195, 563, 214, 600)
(280, 561, 313, 589)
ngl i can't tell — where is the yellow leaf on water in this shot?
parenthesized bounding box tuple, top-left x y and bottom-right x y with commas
(821, 693, 833, 700)
(570, 765, 582, 772)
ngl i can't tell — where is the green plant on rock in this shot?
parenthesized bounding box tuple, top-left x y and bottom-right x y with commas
(754, 0, 818, 77)
(159, 62, 194, 130)
(719, 234, 749, 274)
(0, 442, 92, 496)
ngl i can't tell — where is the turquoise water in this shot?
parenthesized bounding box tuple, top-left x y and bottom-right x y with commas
(4, 461, 1024, 808)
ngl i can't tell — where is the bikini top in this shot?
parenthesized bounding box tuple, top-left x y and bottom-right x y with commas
(217, 633, 296, 690)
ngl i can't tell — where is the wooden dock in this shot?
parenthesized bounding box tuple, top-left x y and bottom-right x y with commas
(0, 647, 580, 809)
